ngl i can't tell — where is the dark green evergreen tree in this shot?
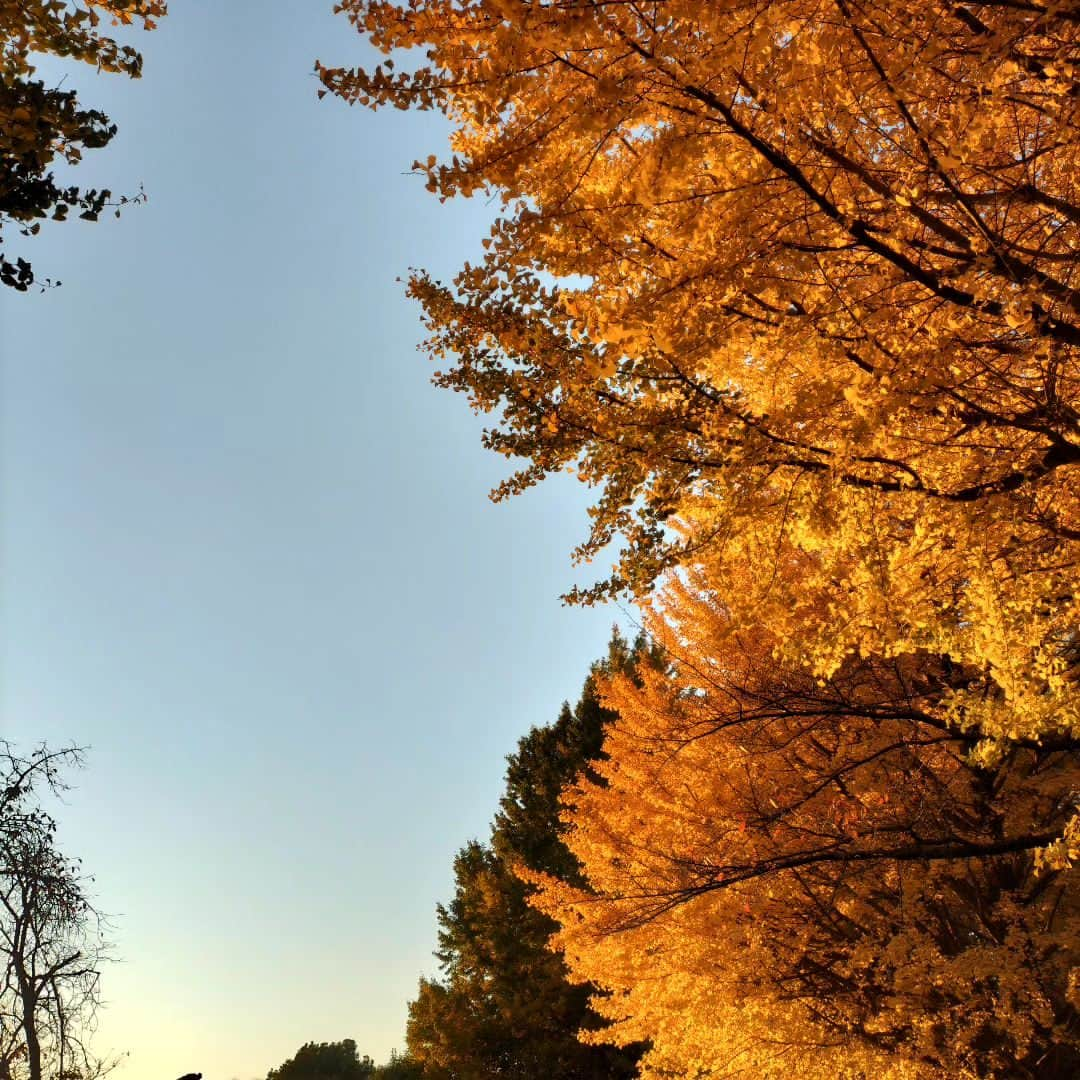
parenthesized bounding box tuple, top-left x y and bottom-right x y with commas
(405, 631, 660, 1079)
(266, 1039, 375, 1080)
(371, 1050, 426, 1079)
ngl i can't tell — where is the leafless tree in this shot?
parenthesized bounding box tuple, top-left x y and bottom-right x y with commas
(0, 744, 111, 1080)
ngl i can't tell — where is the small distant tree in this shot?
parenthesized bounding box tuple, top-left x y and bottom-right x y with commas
(0, 743, 110, 1080)
(266, 1040, 375, 1080)
(371, 1051, 424, 1080)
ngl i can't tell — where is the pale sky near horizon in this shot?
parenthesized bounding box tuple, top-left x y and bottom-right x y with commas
(0, 5, 625, 1078)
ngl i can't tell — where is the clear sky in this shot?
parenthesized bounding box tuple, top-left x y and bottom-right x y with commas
(0, 5, 623, 1078)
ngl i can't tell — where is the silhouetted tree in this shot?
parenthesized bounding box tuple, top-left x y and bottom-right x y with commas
(266, 1039, 375, 1080)
(405, 631, 660, 1079)
(371, 1051, 424, 1079)
(0, 743, 110, 1080)
(0, 1, 163, 289)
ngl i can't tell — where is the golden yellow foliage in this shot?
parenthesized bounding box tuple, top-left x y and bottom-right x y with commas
(323, 2, 1080, 1072)
(323, 0, 1080, 750)
(532, 577, 1080, 1078)
(1, 1, 164, 83)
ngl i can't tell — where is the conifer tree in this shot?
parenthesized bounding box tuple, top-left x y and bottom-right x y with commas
(405, 632, 656, 1080)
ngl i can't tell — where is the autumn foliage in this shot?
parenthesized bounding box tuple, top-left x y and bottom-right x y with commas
(533, 580, 1080, 1077)
(405, 636, 651, 1080)
(0, 0, 163, 289)
(324, 0, 1080, 1075)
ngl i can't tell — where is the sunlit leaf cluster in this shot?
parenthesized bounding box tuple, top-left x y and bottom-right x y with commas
(533, 580, 1079, 1077)
(324, 0, 1080, 1074)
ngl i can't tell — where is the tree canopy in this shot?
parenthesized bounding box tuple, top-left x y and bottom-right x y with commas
(0, 0, 163, 289)
(405, 632, 653, 1080)
(266, 1040, 426, 1080)
(534, 579, 1080, 1078)
(323, 2, 1080, 1075)
(266, 1039, 376, 1080)
(322, 0, 1080, 749)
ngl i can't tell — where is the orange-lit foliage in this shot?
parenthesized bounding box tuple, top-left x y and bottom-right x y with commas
(404, 637, 651, 1080)
(0, 0, 164, 288)
(533, 575, 1080, 1078)
(323, 0, 1080, 752)
(323, 3, 1080, 1071)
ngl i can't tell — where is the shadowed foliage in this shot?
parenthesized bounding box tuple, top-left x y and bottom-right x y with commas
(405, 632, 660, 1080)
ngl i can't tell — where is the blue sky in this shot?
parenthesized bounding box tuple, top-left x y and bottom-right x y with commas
(0, 5, 623, 1077)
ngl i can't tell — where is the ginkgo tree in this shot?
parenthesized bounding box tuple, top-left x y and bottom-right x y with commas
(322, 3, 1080, 1072)
(0, 0, 164, 289)
(323, 0, 1080, 751)
(532, 573, 1080, 1079)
